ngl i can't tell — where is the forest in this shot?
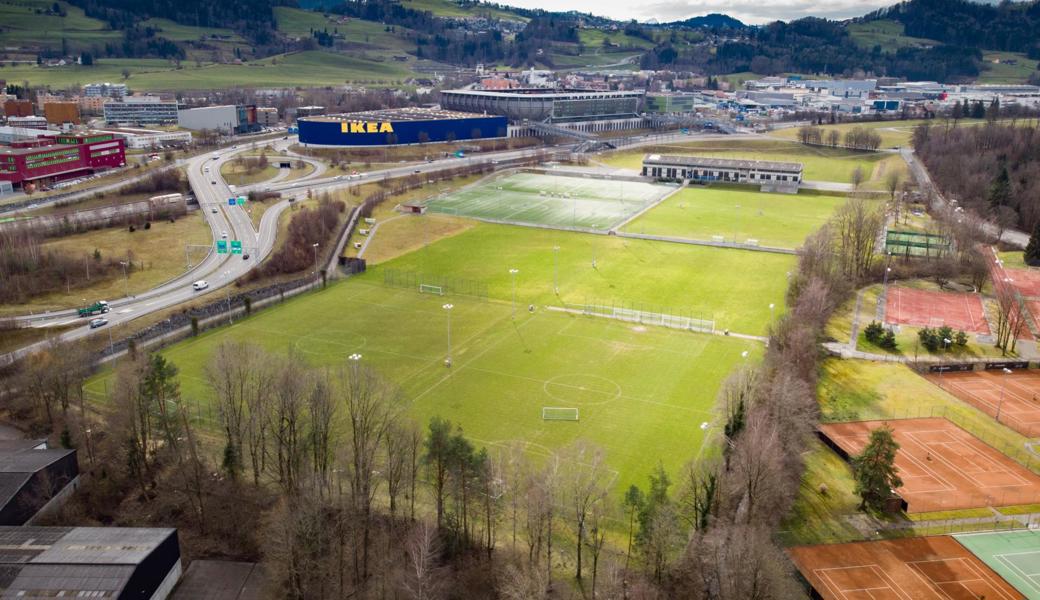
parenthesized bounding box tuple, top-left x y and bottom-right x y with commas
(914, 121, 1040, 232)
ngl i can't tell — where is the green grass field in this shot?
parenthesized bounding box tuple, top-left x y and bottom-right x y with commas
(377, 223, 792, 334)
(847, 19, 939, 53)
(425, 172, 673, 230)
(601, 139, 899, 185)
(622, 185, 847, 249)
(84, 277, 759, 493)
(0, 51, 414, 90)
(955, 530, 1040, 599)
(980, 51, 1040, 84)
(0, 0, 119, 49)
(767, 120, 927, 149)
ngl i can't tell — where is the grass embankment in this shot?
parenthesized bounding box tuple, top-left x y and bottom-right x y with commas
(0, 212, 211, 315)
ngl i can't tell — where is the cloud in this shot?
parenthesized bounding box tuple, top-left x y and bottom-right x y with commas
(492, 0, 894, 24)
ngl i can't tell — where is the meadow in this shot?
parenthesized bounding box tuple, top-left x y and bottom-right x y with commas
(621, 185, 847, 249)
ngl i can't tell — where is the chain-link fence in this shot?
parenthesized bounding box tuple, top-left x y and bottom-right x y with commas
(382, 269, 489, 301)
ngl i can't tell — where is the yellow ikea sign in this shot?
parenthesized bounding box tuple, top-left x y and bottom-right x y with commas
(340, 121, 395, 134)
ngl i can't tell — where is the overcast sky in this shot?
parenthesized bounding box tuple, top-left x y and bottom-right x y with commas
(495, 0, 898, 24)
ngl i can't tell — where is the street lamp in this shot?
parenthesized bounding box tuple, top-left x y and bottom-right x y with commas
(509, 268, 519, 318)
(118, 260, 129, 297)
(552, 246, 560, 295)
(443, 303, 453, 367)
(883, 266, 892, 292)
(312, 242, 319, 274)
(769, 303, 775, 322)
(996, 367, 1013, 422)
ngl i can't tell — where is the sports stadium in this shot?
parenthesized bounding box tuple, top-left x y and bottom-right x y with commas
(297, 107, 508, 146)
(440, 88, 647, 133)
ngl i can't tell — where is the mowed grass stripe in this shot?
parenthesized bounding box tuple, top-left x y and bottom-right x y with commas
(86, 279, 757, 492)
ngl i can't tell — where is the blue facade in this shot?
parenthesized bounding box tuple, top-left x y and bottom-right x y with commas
(298, 115, 508, 146)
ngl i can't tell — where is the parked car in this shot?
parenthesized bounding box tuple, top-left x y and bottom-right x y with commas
(89, 317, 108, 329)
(192, 280, 209, 291)
(243, 253, 250, 260)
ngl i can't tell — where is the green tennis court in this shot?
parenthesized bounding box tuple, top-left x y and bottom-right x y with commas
(955, 530, 1040, 599)
(425, 171, 673, 230)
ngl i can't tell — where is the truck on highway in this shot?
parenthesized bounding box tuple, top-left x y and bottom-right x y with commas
(78, 301, 109, 317)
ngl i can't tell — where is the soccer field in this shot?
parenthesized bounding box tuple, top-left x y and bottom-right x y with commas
(374, 223, 793, 334)
(622, 186, 848, 249)
(85, 281, 758, 492)
(424, 171, 674, 230)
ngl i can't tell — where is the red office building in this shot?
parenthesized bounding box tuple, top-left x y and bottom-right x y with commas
(0, 132, 125, 190)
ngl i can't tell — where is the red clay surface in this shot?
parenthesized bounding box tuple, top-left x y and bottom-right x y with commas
(1002, 267, 1040, 298)
(818, 418, 1040, 512)
(925, 370, 1040, 438)
(885, 287, 989, 334)
(789, 536, 1024, 600)
(1029, 300, 1040, 335)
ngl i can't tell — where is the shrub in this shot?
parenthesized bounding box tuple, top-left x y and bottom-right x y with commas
(879, 329, 898, 350)
(863, 321, 885, 344)
(955, 330, 969, 346)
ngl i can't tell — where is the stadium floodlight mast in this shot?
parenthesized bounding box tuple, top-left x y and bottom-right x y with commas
(443, 303, 453, 367)
(552, 246, 560, 295)
(996, 367, 1013, 422)
(509, 268, 519, 318)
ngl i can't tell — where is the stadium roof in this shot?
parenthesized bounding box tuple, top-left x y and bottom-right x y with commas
(300, 107, 497, 123)
(643, 154, 803, 173)
(443, 88, 644, 99)
(0, 526, 178, 597)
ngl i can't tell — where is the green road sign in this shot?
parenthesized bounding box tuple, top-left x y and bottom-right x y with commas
(231, 240, 243, 255)
(216, 240, 228, 254)
(237, 197, 245, 206)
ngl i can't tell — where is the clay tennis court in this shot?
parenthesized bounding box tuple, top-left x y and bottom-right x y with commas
(818, 418, 1040, 512)
(1002, 268, 1040, 298)
(884, 287, 990, 335)
(926, 369, 1040, 438)
(789, 536, 1024, 600)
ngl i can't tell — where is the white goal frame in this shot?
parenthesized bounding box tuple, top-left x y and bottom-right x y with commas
(542, 407, 579, 421)
(419, 284, 444, 295)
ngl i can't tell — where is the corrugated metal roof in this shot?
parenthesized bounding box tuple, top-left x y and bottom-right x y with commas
(643, 154, 803, 173)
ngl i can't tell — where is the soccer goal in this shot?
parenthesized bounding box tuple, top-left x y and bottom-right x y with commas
(542, 407, 579, 421)
(419, 284, 444, 295)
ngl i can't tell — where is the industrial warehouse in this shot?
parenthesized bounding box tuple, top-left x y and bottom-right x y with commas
(642, 154, 804, 192)
(297, 107, 508, 146)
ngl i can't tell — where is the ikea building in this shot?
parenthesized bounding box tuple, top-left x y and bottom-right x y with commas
(297, 107, 508, 146)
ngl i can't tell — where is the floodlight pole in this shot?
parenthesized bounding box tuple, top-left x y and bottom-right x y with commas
(996, 367, 1012, 422)
(552, 246, 560, 295)
(443, 303, 453, 367)
(119, 260, 129, 298)
(509, 268, 519, 318)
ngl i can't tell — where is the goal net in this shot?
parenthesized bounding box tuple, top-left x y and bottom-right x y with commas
(419, 284, 444, 295)
(542, 407, 579, 421)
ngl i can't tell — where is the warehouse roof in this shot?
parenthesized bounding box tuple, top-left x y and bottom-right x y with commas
(0, 440, 74, 516)
(171, 561, 266, 600)
(643, 154, 803, 173)
(301, 107, 498, 123)
(0, 526, 178, 596)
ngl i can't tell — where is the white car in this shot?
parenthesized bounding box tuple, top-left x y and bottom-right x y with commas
(221, 231, 228, 239)
(89, 317, 108, 329)
(192, 280, 209, 291)
(204, 166, 210, 172)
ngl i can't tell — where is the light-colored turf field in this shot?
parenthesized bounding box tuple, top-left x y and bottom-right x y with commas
(599, 139, 902, 185)
(84, 280, 759, 493)
(425, 172, 674, 230)
(955, 530, 1040, 599)
(374, 223, 793, 334)
(622, 185, 847, 248)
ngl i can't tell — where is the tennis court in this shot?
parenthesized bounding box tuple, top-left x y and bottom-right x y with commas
(789, 536, 1023, 600)
(424, 171, 672, 230)
(818, 418, 1040, 512)
(926, 369, 1040, 438)
(1001, 268, 1040, 298)
(956, 530, 1040, 599)
(884, 286, 990, 335)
